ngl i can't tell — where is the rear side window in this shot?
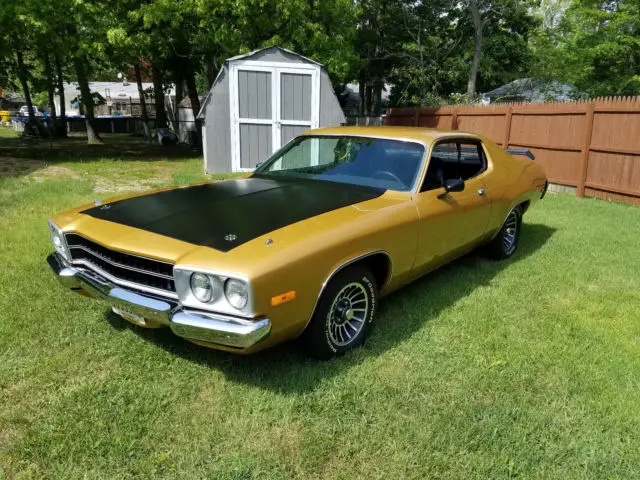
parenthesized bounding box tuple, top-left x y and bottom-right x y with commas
(459, 144, 484, 179)
(421, 140, 486, 191)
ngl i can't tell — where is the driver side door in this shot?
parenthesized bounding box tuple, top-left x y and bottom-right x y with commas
(412, 139, 492, 276)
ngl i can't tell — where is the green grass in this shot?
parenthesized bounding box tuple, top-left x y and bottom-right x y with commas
(0, 126, 18, 139)
(1, 136, 640, 478)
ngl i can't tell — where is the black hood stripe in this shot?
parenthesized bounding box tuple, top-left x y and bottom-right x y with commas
(82, 177, 384, 252)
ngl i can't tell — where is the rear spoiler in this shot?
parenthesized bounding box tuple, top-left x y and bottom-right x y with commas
(505, 148, 535, 160)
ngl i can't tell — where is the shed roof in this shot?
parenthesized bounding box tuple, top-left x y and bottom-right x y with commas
(226, 46, 322, 66)
(197, 46, 327, 119)
(58, 81, 173, 101)
(1, 92, 26, 102)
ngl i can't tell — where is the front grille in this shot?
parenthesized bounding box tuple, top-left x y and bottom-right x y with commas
(65, 233, 176, 295)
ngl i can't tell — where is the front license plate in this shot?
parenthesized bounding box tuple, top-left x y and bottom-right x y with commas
(112, 306, 147, 326)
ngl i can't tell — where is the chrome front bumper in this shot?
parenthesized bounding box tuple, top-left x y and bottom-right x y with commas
(47, 253, 271, 349)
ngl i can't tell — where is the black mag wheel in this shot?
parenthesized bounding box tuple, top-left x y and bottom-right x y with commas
(487, 206, 523, 259)
(502, 209, 520, 255)
(303, 265, 378, 359)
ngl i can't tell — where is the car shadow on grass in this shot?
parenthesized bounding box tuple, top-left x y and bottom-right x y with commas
(105, 222, 556, 393)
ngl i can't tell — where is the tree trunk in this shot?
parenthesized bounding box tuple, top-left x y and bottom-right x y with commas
(358, 71, 365, 117)
(185, 67, 201, 147)
(134, 62, 152, 141)
(205, 56, 220, 88)
(174, 77, 184, 135)
(466, 2, 483, 98)
(175, 77, 184, 106)
(152, 61, 168, 129)
(73, 55, 102, 144)
(372, 79, 383, 116)
(44, 53, 58, 137)
(15, 50, 38, 130)
(364, 83, 373, 116)
(55, 54, 67, 136)
(185, 67, 201, 120)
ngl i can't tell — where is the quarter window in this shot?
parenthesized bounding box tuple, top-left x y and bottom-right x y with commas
(421, 140, 486, 191)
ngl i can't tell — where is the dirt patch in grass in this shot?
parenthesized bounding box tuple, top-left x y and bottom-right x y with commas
(92, 177, 166, 193)
(29, 165, 81, 182)
(92, 167, 175, 193)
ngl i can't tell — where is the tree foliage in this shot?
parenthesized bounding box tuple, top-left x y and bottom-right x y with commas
(532, 0, 640, 96)
(0, 0, 638, 139)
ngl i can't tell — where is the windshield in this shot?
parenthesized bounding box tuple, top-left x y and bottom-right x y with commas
(254, 135, 425, 191)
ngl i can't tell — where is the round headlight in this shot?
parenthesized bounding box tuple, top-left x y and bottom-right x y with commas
(190, 273, 215, 303)
(225, 278, 248, 310)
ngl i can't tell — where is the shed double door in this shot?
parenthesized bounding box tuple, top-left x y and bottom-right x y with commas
(230, 63, 320, 171)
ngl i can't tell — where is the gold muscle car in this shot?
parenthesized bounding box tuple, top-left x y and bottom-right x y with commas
(47, 126, 547, 358)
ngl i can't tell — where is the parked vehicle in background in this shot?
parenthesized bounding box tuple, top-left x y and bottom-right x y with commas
(18, 105, 41, 117)
(46, 126, 547, 359)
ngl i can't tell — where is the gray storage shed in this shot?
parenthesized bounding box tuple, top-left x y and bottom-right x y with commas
(197, 46, 345, 173)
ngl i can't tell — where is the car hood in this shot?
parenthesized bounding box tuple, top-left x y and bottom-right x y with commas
(78, 177, 385, 253)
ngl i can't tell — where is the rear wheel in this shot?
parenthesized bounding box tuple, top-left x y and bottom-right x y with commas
(303, 265, 378, 359)
(487, 206, 522, 259)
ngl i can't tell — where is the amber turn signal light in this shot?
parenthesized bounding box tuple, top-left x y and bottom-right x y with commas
(271, 290, 296, 306)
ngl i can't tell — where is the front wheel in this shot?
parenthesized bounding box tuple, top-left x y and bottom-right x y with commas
(487, 206, 523, 259)
(303, 265, 378, 359)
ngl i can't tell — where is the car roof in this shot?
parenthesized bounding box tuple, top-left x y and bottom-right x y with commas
(304, 126, 481, 145)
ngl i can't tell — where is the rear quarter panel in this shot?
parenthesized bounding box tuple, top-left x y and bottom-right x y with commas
(482, 138, 547, 235)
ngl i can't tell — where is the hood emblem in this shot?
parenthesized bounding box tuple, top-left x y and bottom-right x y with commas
(224, 234, 237, 242)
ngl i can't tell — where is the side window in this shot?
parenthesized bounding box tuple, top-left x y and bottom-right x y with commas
(458, 142, 485, 181)
(421, 140, 486, 191)
(421, 142, 457, 191)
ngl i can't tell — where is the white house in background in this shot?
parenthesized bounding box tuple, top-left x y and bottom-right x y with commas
(54, 81, 174, 117)
(338, 83, 392, 118)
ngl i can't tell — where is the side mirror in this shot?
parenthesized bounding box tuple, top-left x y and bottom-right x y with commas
(437, 177, 465, 198)
(446, 177, 465, 193)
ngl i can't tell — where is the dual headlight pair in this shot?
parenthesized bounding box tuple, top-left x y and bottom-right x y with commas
(190, 272, 248, 310)
(173, 268, 253, 316)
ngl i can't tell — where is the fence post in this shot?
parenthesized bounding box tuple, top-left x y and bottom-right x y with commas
(503, 106, 513, 149)
(450, 107, 458, 130)
(414, 108, 420, 126)
(577, 102, 595, 198)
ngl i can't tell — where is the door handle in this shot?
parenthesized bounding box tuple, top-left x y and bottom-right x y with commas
(477, 188, 486, 196)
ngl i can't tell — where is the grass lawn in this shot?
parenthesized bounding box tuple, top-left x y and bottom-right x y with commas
(1, 133, 640, 478)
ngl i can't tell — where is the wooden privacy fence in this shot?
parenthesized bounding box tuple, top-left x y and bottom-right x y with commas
(386, 97, 640, 205)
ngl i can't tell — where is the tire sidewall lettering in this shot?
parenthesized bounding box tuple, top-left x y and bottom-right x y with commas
(361, 275, 376, 324)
